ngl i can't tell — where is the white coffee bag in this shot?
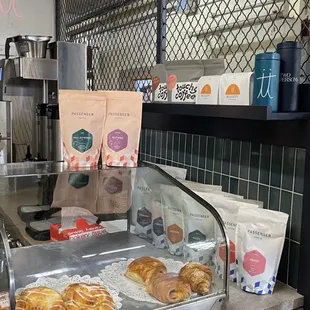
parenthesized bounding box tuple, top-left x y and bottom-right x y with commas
(196, 75, 221, 105)
(183, 197, 216, 264)
(219, 72, 254, 106)
(236, 208, 288, 294)
(180, 180, 222, 192)
(155, 163, 187, 180)
(161, 185, 184, 256)
(197, 193, 260, 282)
(151, 185, 166, 249)
(131, 172, 153, 238)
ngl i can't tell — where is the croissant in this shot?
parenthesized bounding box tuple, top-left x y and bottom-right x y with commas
(146, 272, 191, 303)
(63, 283, 115, 310)
(179, 262, 212, 295)
(15, 287, 66, 310)
(125, 257, 167, 285)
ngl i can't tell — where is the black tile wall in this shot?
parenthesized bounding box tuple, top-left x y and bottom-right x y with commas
(140, 129, 305, 289)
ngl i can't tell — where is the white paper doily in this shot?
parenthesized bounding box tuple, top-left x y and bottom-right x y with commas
(16, 275, 123, 309)
(99, 257, 184, 304)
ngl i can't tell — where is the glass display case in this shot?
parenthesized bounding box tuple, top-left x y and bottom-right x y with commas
(0, 162, 229, 310)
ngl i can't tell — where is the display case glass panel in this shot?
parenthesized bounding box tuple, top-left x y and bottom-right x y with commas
(0, 162, 229, 310)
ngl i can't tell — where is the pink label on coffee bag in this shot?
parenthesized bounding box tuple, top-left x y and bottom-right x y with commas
(243, 250, 266, 276)
(108, 129, 128, 152)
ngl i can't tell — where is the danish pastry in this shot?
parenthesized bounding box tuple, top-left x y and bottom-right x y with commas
(125, 257, 167, 285)
(63, 283, 115, 310)
(0, 291, 9, 310)
(179, 262, 212, 295)
(146, 273, 191, 303)
(15, 287, 65, 310)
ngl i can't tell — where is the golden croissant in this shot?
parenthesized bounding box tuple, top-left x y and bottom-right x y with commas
(125, 256, 167, 285)
(15, 287, 66, 310)
(179, 262, 212, 295)
(63, 283, 115, 310)
(146, 273, 191, 303)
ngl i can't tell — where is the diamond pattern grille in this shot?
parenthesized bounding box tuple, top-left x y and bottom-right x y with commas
(57, 0, 310, 99)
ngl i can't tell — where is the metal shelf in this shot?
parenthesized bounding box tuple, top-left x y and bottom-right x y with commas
(142, 103, 310, 148)
(145, 103, 310, 121)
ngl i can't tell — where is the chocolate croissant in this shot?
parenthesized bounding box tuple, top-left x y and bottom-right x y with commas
(179, 262, 212, 295)
(125, 257, 167, 285)
(146, 273, 191, 303)
(63, 283, 115, 310)
(15, 287, 66, 310)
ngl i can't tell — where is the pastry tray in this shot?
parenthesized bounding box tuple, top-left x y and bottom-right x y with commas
(11, 232, 226, 310)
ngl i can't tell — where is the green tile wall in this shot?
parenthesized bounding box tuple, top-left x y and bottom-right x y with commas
(139, 129, 305, 289)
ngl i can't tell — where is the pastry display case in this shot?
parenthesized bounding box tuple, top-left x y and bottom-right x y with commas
(0, 162, 229, 310)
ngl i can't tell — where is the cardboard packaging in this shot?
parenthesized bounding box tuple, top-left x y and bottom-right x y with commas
(50, 218, 106, 241)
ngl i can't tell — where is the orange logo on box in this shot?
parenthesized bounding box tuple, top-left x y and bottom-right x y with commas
(201, 84, 212, 95)
(168, 75, 177, 91)
(152, 76, 160, 91)
(167, 224, 183, 244)
(225, 84, 240, 95)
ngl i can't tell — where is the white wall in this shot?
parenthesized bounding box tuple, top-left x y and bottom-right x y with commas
(0, 0, 55, 56)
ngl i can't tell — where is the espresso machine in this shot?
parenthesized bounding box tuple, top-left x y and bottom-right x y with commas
(0, 35, 87, 163)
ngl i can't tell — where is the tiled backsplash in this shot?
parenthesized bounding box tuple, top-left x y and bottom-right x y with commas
(139, 128, 305, 289)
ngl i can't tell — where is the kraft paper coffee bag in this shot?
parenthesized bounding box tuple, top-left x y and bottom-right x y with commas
(51, 172, 98, 214)
(59, 90, 106, 168)
(100, 91, 143, 167)
(96, 169, 131, 215)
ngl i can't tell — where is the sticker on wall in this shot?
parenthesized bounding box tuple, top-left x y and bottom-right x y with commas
(0, 0, 23, 18)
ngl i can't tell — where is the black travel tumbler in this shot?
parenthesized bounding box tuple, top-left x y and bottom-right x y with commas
(276, 41, 302, 112)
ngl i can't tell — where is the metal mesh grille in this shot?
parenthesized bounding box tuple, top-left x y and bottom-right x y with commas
(57, 0, 310, 96)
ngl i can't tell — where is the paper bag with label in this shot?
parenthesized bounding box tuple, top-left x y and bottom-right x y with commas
(166, 59, 225, 103)
(99, 91, 143, 167)
(219, 72, 254, 106)
(197, 75, 221, 105)
(51, 172, 97, 214)
(166, 60, 203, 103)
(59, 90, 106, 168)
(96, 169, 131, 214)
(151, 64, 168, 102)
